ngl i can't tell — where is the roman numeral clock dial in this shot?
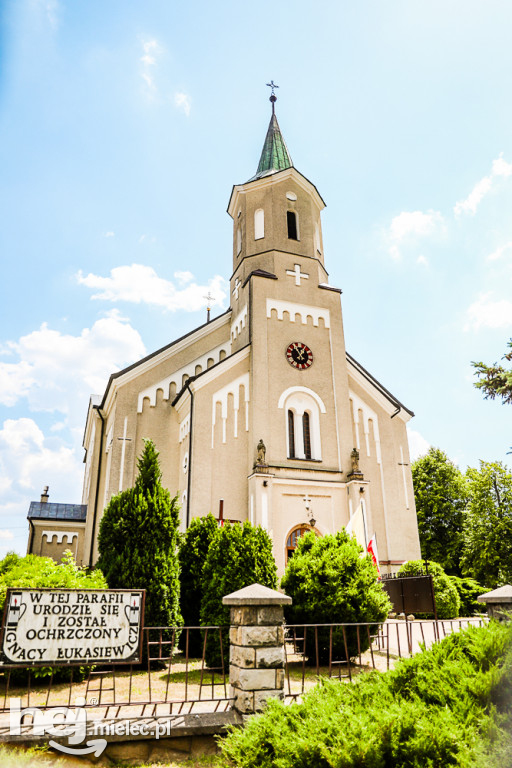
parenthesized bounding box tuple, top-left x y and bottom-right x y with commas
(286, 342, 313, 370)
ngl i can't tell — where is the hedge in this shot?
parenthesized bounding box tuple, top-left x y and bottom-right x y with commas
(219, 620, 512, 768)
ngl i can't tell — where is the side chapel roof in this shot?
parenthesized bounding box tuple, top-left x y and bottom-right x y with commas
(28, 502, 87, 521)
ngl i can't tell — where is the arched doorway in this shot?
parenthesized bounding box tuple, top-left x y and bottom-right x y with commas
(285, 524, 320, 564)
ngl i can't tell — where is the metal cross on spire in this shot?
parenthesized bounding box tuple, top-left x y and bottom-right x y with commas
(266, 80, 279, 113)
(203, 291, 215, 323)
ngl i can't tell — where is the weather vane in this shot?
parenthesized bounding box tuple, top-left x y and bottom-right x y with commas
(266, 80, 279, 113)
(204, 291, 215, 323)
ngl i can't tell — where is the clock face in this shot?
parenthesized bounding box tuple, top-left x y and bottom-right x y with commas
(286, 342, 313, 370)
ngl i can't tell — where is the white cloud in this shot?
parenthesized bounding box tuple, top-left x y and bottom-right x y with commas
(492, 156, 512, 177)
(387, 210, 444, 260)
(465, 292, 512, 331)
(175, 92, 191, 117)
(486, 241, 512, 262)
(407, 427, 431, 462)
(174, 271, 194, 285)
(416, 255, 429, 267)
(77, 264, 228, 313)
(0, 311, 146, 415)
(140, 38, 161, 97)
(33, 0, 60, 30)
(104, 231, 115, 238)
(0, 418, 81, 494)
(0, 418, 84, 537)
(454, 154, 512, 217)
(0, 361, 35, 407)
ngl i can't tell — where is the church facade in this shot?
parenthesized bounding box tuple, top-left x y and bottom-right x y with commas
(28, 97, 421, 575)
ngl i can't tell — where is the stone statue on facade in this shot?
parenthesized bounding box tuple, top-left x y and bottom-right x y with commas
(256, 438, 267, 466)
(348, 447, 364, 479)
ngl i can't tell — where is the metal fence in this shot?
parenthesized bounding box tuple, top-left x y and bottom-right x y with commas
(283, 617, 487, 701)
(0, 625, 232, 735)
(0, 617, 489, 734)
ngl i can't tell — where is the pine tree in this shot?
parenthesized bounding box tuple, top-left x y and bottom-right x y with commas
(200, 522, 277, 667)
(178, 513, 219, 654)
(97, 439, 182, 629)
(472, 339, 512, 404)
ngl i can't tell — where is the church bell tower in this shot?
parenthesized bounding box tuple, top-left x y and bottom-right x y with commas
(226, 87, 361, 574)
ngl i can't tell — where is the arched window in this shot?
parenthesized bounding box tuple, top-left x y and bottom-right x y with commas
(279, 387, 325, 461)
(237, 227, 242, 255)
(254, 208, 264, 240)
(302, 412, 312, 460)
(285, 525, 319, 562)
(288, 410, 295, 459)
(287, 211, 298, 240)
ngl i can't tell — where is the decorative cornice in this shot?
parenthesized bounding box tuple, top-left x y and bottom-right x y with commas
(172, 345, 251, 409)
(137, 340, 231, 412)
(191, 345, 251, 393)
(318, 283, 342, 294)
(227, 166, 326, 218)
(266, 298, 330, 328)
(99, 310, 232, 415)
(242, 269, 278, 288)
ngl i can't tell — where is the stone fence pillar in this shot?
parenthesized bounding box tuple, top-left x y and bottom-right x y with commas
(222, 583, 292, 716)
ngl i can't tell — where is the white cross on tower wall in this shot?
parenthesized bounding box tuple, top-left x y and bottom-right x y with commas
(232, 278, 241, 301)
(286, 264, 309, 286)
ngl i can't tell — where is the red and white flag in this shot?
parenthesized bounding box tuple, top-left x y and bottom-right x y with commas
(367, 534, 381, 579)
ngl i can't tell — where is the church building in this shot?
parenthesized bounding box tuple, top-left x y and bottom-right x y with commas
(27, 93, 421, 575)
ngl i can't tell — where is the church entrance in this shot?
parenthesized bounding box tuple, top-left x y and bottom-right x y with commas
(285, 525, 320, 563)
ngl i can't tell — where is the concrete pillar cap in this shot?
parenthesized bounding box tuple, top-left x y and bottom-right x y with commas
(477, 584, 512, 603)
(223, 583, 292, 606)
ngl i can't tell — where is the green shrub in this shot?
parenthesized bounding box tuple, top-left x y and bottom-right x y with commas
(0, 552, 22, 577)
(219, 621, 512, 768)
(178, 513, 219, 655)
(200, 522, 277, 668)
(450, 575, 486, 616)
(399, 559, 460, 619)
(0, 550, 107, 612)
(0, 550, 107, 682)
(281, 530, 391, 661)
(97, 439, 182, 631)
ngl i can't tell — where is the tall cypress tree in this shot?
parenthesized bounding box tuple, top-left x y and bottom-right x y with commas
(200, 522, 277, 667)
(97, 439, 182, 629)
(178, 513, 219, 654)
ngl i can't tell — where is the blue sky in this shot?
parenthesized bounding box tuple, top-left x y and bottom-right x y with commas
(1, 0, 511, 555)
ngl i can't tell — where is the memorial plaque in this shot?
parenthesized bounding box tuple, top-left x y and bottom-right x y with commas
(1, 589, 144, 665)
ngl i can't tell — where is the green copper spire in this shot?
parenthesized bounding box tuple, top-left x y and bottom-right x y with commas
(249, 85, 293, 182)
